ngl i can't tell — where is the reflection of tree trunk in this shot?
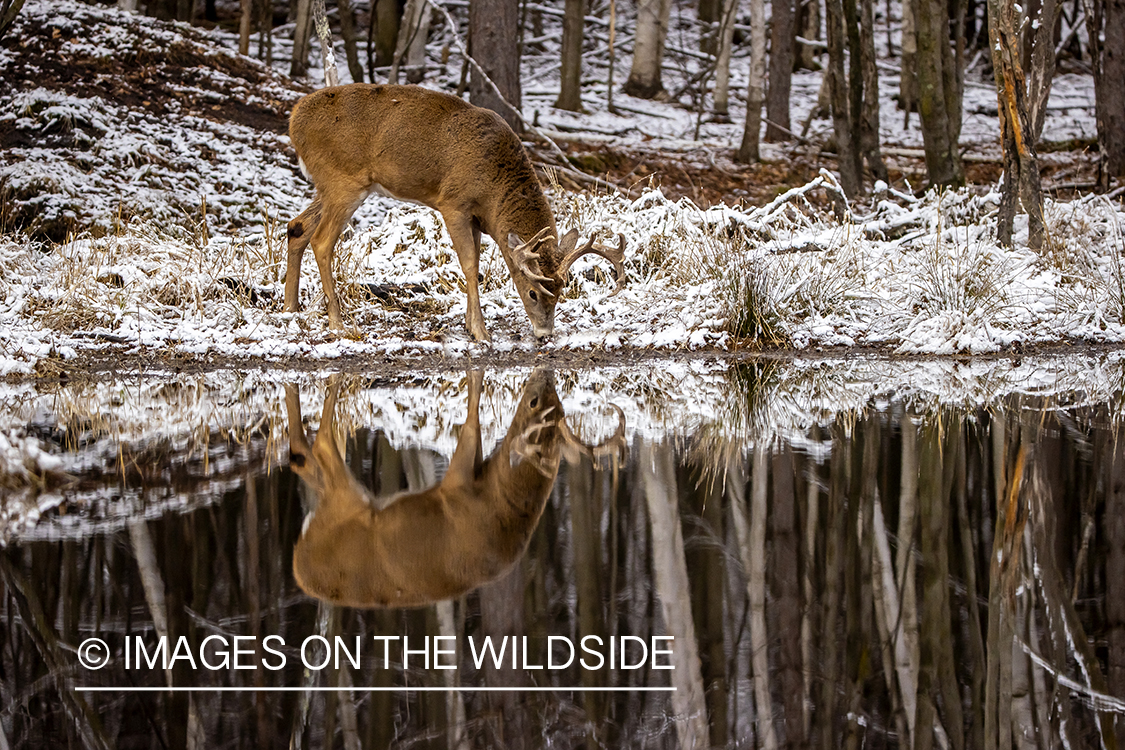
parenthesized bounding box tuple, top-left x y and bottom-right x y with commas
(0, 552, 112, 750)
(731, 447, 779, 749)
(1108, 428, 1125, 740)
(817, 424, 848, 750)
(770, 446, 804, 747)
(802, 436, 821, 740)
(953, 419, 986, 750)
(569, 457, 609, 739)
(480, 565, 531, 749)
(844, 421, 875, 750)
(640, 440, 709, 748)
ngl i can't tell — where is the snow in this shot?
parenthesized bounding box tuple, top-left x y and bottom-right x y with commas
(0, 0, 1114, 375)
(1, 349, 1122, 543)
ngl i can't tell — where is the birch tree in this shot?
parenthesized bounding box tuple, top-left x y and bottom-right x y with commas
(624, 0, 672, 99)
(736, 0, 767, 161)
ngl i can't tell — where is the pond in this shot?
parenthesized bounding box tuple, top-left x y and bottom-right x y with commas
(1, 353, 1123, 748)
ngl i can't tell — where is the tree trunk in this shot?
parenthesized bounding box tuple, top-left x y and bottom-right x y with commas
(859, 0, 888, 180)
(313, 0, 340, 86)
(290, 0, 314, 77)
(796, 0, 821, 69)
(736, 0, 767, 161)
(824, 0, 861, 194)
(900, 0, 917, 122)
(1088, 0, 1125, 182)
(623, 0, 672, 99)
(370, 0, 401, 71)
(469, 0, 522, 131)
(556, 0, 586, 111)
(915, 0, 965, 186)
(239, 0, 253, 55)
(988, 0, 1052, 247)
(390, 0, 428, 83)
(258, 0, 273, 64)
(338, 0, 366, 83)
(766, 0, 795, 140)
(711, 0, 738, 119)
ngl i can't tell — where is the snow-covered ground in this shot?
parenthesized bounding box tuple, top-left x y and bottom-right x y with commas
(0, 0, 1115, 377)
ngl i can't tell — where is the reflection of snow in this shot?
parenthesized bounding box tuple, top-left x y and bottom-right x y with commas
(1, 353, 1122, 543)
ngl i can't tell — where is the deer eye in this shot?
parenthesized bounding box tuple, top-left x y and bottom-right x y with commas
(529, 290, 538, 302)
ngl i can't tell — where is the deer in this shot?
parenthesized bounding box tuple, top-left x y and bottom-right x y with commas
(286, 370, 625, 608)
(285, 83, 627, 343)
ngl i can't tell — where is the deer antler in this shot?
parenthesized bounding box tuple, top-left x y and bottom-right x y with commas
(508, 228, 556, 299)
(560, 404, 627, 464)
(509, 405, 561, 477)
(557, 232, 627, 296)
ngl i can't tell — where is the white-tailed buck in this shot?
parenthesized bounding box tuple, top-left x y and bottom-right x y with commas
(286, 83, 627, 342)
(287, 370, 625, 608)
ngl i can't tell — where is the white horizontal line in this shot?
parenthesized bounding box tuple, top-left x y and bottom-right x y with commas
(75, 686, 676, 693)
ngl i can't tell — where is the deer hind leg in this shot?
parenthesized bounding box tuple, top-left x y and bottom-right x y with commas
(286, 196, 323, 313)
(444, 214, 490, 343)
(309, 198, 362, 330)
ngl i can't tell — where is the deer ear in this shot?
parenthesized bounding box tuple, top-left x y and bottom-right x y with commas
(559, 229, 578, 254)
(508, 233, 524, 249)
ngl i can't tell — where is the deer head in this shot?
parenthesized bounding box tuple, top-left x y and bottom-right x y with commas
(505, 227, 627, 340)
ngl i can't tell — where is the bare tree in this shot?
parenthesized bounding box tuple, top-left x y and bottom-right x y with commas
(369, 0, 401, 74)
(712, 0, 739, 120)
(290, 0, 314, 77)
(1085, 0, 1125, 186)
(765, 0, 795, 140)
(915, 0, 965, 186)
(987, 0, 1061, 247)
(556, 0, 587, 111)
(338, 0, 366, 83)
(736, 0, 767, 161)
(0, 0, 23, 38)
(469, 0, 522, 130)
(624, 0, 672, 99)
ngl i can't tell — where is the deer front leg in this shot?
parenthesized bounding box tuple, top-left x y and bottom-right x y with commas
(443, 369, 485, 492)
(284, 384, 312, 468)
(444, 215, 490, 343)
(285, 197, 322, 314)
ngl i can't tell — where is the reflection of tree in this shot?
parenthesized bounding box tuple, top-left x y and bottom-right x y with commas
(4, 381, 1125, 747)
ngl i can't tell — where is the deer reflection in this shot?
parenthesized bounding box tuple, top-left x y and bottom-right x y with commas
(287, 370, 623, 608)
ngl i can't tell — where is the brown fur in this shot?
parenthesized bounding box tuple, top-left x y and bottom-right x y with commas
(288, 370, 563, 608)
(285, 84, 573, 341)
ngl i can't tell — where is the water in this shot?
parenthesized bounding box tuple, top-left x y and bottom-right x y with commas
(1, 353, 1124, 748)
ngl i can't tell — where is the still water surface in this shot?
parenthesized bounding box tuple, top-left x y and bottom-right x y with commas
(1, 354, 1124, 748)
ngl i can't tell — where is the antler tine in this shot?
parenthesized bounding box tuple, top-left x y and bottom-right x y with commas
(558, 232, 627, 295)
(559, 405, 627, 464)
(509, 227, 555, 293)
